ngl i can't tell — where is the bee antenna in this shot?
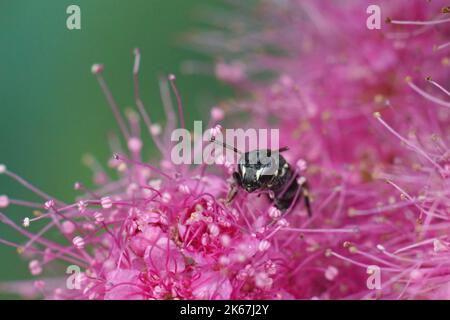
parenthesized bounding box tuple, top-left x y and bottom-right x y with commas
(275, 146, 289, 153)
(210, 136, 242, 154)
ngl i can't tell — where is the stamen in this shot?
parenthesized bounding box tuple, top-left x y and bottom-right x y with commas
(296, 159, 308, 172)
(62, 221, 76, 235)
(113, 153, 174, 180)
(384, 180, 448, 221)
(355, 248, 400, 269)
(211, 106, 225, 121)
(348, 201, 415, 216)
(258, 240, 271, 252)
(207, 223, 220, 237)
(405, 77, 450, 109)
(22, 220, 56, 251)
(29, 260, 42, 276)
(3, 169, 60, 202)
(374, 112, 445, 173)
(425, 76, 450, 98)
(150, 124, 162, 136)
(386, 17, 450, 26)
(91, 64, 104, 74)
(324, 266, 339, 281)
(268, 206, 282, 219)
(23, 217, 30, 228)
(92, 64, 131, 140)
(127, 137, 143, 153)
(132, 49, 165, 154)
(433, 239, 448, 252)
(178, 184, 190, 195)
(0, 212, 82, 260)
(77, 200, 87, 213)
(328, 247, 400, 273)
(282, 227, 359, 233)
(44, 200, 55, 210)
(394, 237, 439, 254)
(434, 41, 450, 52)
(168, 74, 186, 130)
(264, 225, 283, 240)
(93, 212, 104, 223)
(74, 181, 100, 199)
(158, 76, 176, 137)
(0, 195, 9, 208)
(72, 236, 86, 250)
(209, 124, 223, 138)
(100, 196, 113, 209)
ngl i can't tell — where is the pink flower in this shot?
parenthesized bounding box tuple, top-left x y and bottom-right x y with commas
(210, 107, 225, 121)
(197, 0, 450, 299)
(144, 236, 186, 274)
(191, 271, 233, 299)
(62, 221, 76, 234)
(214, 60, 246, 84)
(104, 269, 144, 300)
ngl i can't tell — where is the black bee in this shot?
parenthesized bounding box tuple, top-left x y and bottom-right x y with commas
(211, 137, 312, 216)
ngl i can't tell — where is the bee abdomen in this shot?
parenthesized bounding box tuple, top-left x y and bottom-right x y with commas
(271, 175, 300, 211)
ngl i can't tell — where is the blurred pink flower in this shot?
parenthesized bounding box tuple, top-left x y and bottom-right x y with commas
(189, 0, 450, 299)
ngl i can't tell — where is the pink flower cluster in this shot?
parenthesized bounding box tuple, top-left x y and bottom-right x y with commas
(0, 49, 301, 300)
(192, 0, 450, 299)
(0, 0, 449, 299)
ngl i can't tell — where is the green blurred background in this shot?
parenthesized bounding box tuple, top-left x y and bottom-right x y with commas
(0, 0, 230, 296)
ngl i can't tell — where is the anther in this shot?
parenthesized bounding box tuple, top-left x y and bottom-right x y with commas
(23, 217, 30, 228)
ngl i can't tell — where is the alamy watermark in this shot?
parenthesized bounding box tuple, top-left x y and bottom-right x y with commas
(66, 5, 81, 30)
(66, 265, 82, 290)
(170, 121, 280, 171)
(366, 5, 381, 30)
(366, 265, 382, 290)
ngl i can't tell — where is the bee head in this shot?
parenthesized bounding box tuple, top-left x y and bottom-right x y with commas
(237, 150, 281, 192)
(209, 137, 289, 193)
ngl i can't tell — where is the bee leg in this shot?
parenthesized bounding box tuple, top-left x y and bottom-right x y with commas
(301, 182, 312, 217)
(225, 172, 242, 205)
(226, 183, 238, 205)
